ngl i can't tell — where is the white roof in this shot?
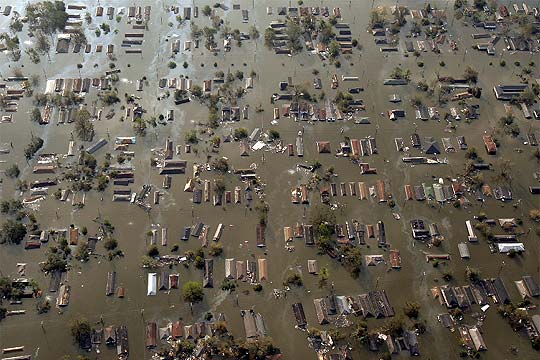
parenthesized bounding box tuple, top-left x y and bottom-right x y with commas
(147, 273, 157, 295)
(497, 243, 524, 253)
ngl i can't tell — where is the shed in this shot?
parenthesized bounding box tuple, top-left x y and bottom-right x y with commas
(307, 259, 318, 274)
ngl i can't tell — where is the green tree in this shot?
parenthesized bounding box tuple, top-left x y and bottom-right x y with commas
(318, 267, 329, 288)
(0, 220, 26, 244)
(403, 302, 420, 318)
(529, 209, 540, 222)
(463, 66, 478, 83)
(26, 1, 68, 34)
(74, 108, 94, 141)
(234, 128, 248, 139)
(209, 243, 223, 256)
(268, 129, 280, 140)
(202, 5, 212, 16)
(147, 244, 159, 257)
(264, 28, 276, 48)
(328, 41, 340, 58)
(183, 281, 204, 303)
(191, 85, 203, 98)
(69, 317, 91, 344)
(5, 164, 20, 178)
(103, 238, 118, 251)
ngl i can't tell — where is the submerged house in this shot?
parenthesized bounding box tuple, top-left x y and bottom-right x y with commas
(203, 259, 214, 288)
(145, 322, 157, 348)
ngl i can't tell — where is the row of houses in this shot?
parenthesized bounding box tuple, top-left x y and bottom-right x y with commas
(224, 258, 268, 283)
(178, 222, 224, 244)
(57, 38, 115, 54)
(82, 325, 128, 355)
(405, 181, 462, 203)
(145, 317, 226, 348)
(191, 183, 249, 206)
(268, 5, 340, 17)
(44, 77, 113, 95)
(146, 272, 180, 295)
(293, 290, 395, 331)
(432, 277, 513, 309)
(320, 180, 390, 203)
(276, 100, 354, 121)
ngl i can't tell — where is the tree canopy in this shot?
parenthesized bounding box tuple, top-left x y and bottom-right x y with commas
(26, 1, 68, 34)
(74, 108, 93, 141)
(0, 220, 27, 244)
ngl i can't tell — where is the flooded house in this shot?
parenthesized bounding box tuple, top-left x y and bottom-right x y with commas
(292, 302, 307, 328)
(307, 260, 318, 274)
(236, 260, 247, 280)
(313, 298, 330, 325)
(304, 224, 315, 246)
(145, 322, 157, 348)
(316, 141, 331, 154)
(376, 221, 386, 247)
(482, 135, 497, 154)
(256, 224, 266, 247)
(203, 259, 214, 288)
(56, 284, 71, 307)
(106, 271, 116, 296)
(147, 273, 157, 296)
(389, 250, 401, 268)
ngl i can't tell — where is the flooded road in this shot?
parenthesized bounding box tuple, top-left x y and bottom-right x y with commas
(1, 0, 540, 359)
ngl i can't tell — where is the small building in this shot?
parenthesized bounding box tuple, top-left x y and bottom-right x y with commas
(307, 260, 318, 274)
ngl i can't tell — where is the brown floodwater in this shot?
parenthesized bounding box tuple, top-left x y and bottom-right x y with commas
(1, 0, 540, 359)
